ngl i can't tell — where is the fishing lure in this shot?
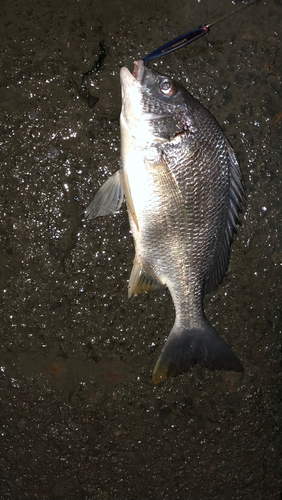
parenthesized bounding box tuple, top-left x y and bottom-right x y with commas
(143, 2, 255, 63)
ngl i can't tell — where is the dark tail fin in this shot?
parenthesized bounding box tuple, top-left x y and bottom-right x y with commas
(153, 320, 243, 384)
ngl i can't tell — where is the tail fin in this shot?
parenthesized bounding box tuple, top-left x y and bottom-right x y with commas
(153, 320, 243, 384)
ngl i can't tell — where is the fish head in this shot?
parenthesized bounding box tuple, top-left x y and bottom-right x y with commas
(120, 60, 194, 146)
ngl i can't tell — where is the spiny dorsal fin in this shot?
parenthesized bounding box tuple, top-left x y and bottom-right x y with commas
(204, 142, 245, 294)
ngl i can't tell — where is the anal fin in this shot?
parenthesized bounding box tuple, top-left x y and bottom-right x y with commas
(128, 259, 162, 298)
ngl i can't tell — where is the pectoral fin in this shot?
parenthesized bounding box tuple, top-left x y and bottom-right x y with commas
(85, 170, 124, 219)
(128, 259, 162, 298)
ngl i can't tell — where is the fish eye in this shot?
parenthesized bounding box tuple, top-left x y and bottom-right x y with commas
(159, 79, 176, 97)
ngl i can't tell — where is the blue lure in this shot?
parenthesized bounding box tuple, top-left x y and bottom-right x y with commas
(143, 3, 254, 63)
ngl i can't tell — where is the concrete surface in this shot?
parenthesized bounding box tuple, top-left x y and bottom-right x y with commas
(0, 0, 281, 499)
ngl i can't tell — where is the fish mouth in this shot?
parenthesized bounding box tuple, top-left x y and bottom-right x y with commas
(120, 60, 145, 87)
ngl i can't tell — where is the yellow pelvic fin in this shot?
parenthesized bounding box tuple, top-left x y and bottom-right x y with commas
(123, 171, 139, 231)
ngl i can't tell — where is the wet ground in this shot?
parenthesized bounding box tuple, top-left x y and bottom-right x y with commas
(0, 0, 281, 499)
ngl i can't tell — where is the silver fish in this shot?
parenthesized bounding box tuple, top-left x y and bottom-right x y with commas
(86, 60, 244, 383)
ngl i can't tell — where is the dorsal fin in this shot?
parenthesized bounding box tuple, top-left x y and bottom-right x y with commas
(204, 143, 245, 294)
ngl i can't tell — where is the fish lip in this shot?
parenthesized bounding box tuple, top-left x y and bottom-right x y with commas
(132, 60, 145, 82)
(120, 60, 145, 86)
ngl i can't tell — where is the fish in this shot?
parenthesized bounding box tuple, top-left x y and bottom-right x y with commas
(86, 59, 244, 383)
